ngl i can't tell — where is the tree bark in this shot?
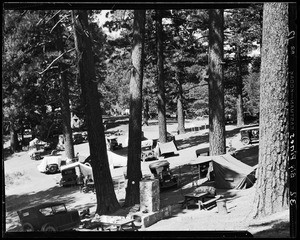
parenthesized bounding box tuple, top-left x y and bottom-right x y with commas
(9, 123, 18, 153)
(124, 10, 145, 207)
(176, 70, 185, 134)
(143, 98, 149, 126)
(235, 44, 245, 127)
(54, 14, 74, 160)
(156, 10, 167, 143)
(208, 9, 226, 155)
(252, 2, 289, 219)
(72, 10, 120, 214)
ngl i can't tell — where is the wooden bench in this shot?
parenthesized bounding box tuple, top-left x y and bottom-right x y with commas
(201, 195, 222, 210)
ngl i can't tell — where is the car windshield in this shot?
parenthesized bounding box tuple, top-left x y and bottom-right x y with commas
(39, 207, 53, 216)
(52, 204, 67, 213)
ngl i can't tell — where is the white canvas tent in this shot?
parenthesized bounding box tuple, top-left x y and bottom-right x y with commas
(189, 154, 257, 189)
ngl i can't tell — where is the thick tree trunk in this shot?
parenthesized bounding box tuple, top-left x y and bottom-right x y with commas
(156, 10, 167, 143)
(235, 44, 245, 127)
(208, 9, 226, 155)
(176, 70, 185, 134)
(59, 69, 74, 159)
(54, 14, 74, 160)
(252, 3, 289, 219)
(143, 99, 149, 126)
(72, 10, 120, 214)
(9, 124, 18, 153)
(125, 10, 145, 207)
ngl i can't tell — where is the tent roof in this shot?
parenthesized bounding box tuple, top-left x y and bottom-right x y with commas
(212, 154, 254, 176)
(189, 154, 257, 189)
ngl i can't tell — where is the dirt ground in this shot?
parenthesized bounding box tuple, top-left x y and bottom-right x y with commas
(3, 121, 291, 237)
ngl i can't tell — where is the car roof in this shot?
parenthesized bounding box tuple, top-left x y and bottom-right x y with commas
(240, 126, 259, 131)
(149, 160, 170, 169)
(19, 202, 66, 212)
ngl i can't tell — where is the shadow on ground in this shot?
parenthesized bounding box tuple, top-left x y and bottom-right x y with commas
(250, 220, 290, 238)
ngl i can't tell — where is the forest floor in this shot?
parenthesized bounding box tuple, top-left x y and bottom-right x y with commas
(3, 120, 291, 237)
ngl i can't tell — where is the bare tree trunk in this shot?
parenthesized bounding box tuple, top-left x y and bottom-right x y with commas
(72, 10, 120, 214)
(54, 14, 74, 159)
(156, 10, 167, 143)
(235, 44, 245, 127)
(176, 70, 185, 134)
(252, 2, 289, 219)
(125, 10, 145, 207)
(9, 123, 18, 153)
(208, 9, 226, 155)
(143, 98, 149, 126)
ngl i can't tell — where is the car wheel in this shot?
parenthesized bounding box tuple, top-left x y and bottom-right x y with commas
(48, 164, 58, 174)
(241, 138, 250, 145)
(42, 223, 57, 232)
(23, 223, 34, 232)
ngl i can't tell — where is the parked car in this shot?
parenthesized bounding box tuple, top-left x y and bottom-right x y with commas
(106, 136, 122, 151)
(73, 132, 84, 145)
(149, 160, 178, 189)
(17, 202, 80, 232)
(60, 162, 92, 187)
(240, 125, 259, 145)
(37, 155, 62, 174)
(141, 139, 157, 162)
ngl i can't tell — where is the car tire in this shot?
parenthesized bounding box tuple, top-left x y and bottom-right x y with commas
(42, 223, 57, 232)
(241, 138, 250, 145)
(48, 164, 58, 174)
(23, 223, 34, 232)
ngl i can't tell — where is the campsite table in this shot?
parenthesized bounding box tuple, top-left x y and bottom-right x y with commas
(90, 218, 138, 231)
(183, 192, 209, 210)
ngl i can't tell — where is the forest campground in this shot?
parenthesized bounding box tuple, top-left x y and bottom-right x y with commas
(4, 120, 290, 237)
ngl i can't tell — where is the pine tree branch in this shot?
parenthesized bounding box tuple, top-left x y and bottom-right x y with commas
(38, 48, 75, 75)
(184, 82, 208, 93)
(45, 10, 62, 24)
(50, 14, 68, 33)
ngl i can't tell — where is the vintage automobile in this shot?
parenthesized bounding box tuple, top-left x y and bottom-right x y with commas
(141, 139, 157, 162)
(149, 160, 178, 189)
(60, 162, 92, 187)
(17, 202, 80, 232)
(73, 132, 84, 145)
(240, 125, 259, 145)
(106, 135, 123, 151)
(37, 155, 62, 174)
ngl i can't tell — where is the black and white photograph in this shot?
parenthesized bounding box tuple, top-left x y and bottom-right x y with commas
(2, 2, 297, 238)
